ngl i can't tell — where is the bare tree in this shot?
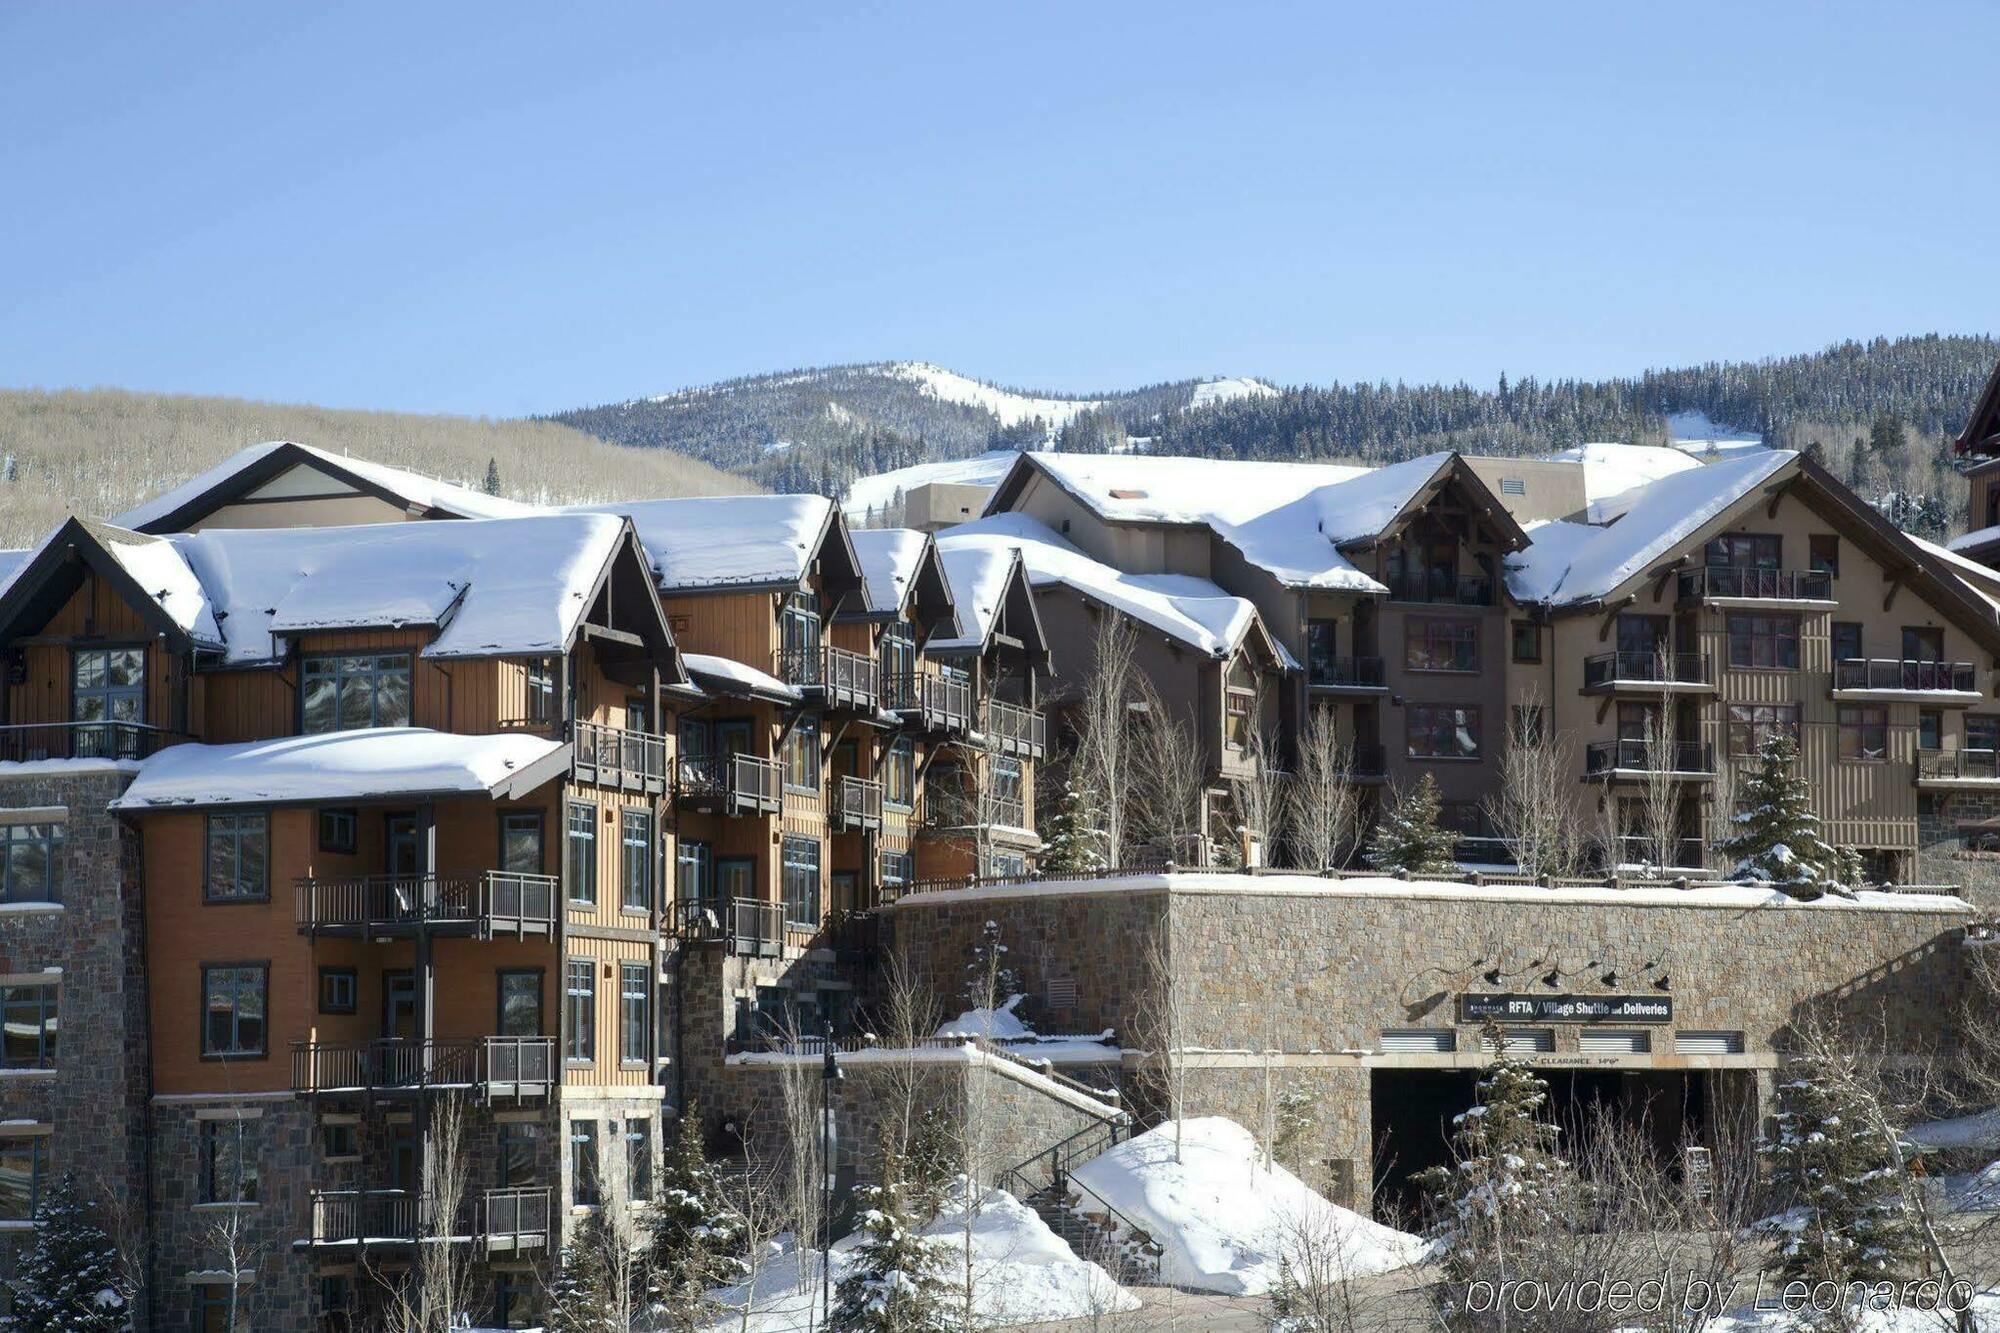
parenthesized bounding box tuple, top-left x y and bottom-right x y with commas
(1137, 923, 1193, 1163)
(1637, 654, 1685, 872)
(371, 1094, 475, 1332)
(1288, 705, 1363, 872)
(1073, 613, 1141, 867)
(1227, 684, 1288, 868)
(1132, 676, 1207, 866)
(195, 1114, 258, 1333)
(877, 946, 944, 1156)
(588, 1195, 658, 1331)
(1483, 688, 1587, 878)
(774, 1023, 828, 1332)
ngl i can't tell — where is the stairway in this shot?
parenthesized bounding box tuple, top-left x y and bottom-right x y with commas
(1023, 1182, 1164, 1286)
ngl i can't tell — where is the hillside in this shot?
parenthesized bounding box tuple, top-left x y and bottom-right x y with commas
(0, 387, 749, 547)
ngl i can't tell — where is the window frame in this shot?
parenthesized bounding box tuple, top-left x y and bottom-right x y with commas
(0, 983, 57, 1071)
(200, 962, 270, 1061)
(299, 651, 415, 734)
(497, 967, 545, 1037)
(782, 714, 822, 794)
(1223, 657, 1258, 751)
(1405, 616, 1479, 674)
(0, 1134, 46, 1224)
(204, 812, 270, 904)
(1405, 704, 1482, 761)
(563, 957, 595, 1065)
(882, 737, 915, 810)
(564, 802, 598, 907)
(1809, 533, 1840, 577)
(200, 1117, 260, 1205)
(619, 961, 650, 1068)
(69, 644, 147, 738)
(525, 656, 559, 725)
(1831, 620, 1863, 664)
(1726, 704, 1801, 757)
(317, 808, 357, 855)
(1838, 704, 1890, 762)
(781, 835, 822, 929)
(1510, 620, 1540, 664)
(317, 967, 358, 1016)
(1725, 613, 1801, 670)
(0, 822, 63, 905)
(619, 807, 653, 915)
(570, 1119, 601, 1207)
(626, 1118, 653, 1201)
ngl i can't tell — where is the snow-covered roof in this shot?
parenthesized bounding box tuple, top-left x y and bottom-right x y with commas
(1950, 522, 2000, 555)
(1545, 442, 1704, 523)
(110, 728, 570, 809)
(842, 450, 1021, 517)
(1014, 452, 1372, 527)
(939, 514, 1287, 663)
(570, 494, 832, 591)
(927, 542, 1021, 653)
(850, 527, 932, 616)
(1503, 519, 1600, 604)
(169, 513, 626, 664)
(680, 652, 801, 703)
(1913, 535, 2000, 615)
(89, 521, 226, 648)
(112, 440, 535, 531)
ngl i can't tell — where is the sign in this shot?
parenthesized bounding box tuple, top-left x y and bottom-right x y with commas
(1457, 993, 1673, 1024)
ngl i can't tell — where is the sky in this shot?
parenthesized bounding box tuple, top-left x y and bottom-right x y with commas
(3, 1, 1996, 418)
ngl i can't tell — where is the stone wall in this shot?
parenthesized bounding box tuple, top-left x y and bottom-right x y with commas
(1919, 791, 2000, 909)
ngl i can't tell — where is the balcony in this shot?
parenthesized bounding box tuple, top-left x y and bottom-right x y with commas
(674, 895, 783, 957)
(1832, 659, 1979, 703)
(676, 753, 783, 816)
(884, 669, 973, 734)
(1307, 656, 1388, 693)
(295, 871, 557, 938)
(1916, 748, 2000, 788)
(0, 721, 186, 762)
(1676, 567, 1833, 605)
(570, 720, 669, 793)
(1386, 573, 1494, 606)
(1583, 740, 1715, 780)
(305, 1187, 551, 1252)
(777, 646, 878, 710)
(831, 775, 883, 833)
(1581, 651, 1714, 695)
(1352, 743, 1387, 781)
(982, 699, 1047, 759)
(917, 790, 1027, 834)
(290, 1036, 555, 1099)
(1610, 835, 1709, 870)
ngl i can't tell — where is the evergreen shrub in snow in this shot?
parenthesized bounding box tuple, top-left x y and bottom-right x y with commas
(1716, 734, 1850, 899)
(1367, 773, 1458, 875)
(3, 1172, 129, 1332)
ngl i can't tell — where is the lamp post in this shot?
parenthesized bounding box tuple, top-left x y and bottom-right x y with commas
(821, 1043, 842, 1327)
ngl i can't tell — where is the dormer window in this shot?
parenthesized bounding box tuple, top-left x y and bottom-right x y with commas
(71, 647, 145, 757)
(301, 653, 413, 733)
(1224, 657, 1259, 751)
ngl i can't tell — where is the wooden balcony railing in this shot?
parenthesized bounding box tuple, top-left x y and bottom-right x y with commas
(883, 670, 974, 732)
(306, 1187, 551, 1250)
(290, 1037, 555, 1097)
(831, 775, 883, 832)
(675, 753, 783, 815)
(1307, 656, 1386, 689)
(0, 721, 186, 763)
(982, 699, 1046, 758)
(1677, 567, 1833, 602)
(294, 871, 558, 937)
(776, 645, 878, 709)
(673, 895, 784, 957)
(1584, 740, 1714, 777)
(1917, 748, 2000, 782)
(1833, 659, 1977, 693)
(1582, 651, 1711, 689)
(571, 720, 669, 792)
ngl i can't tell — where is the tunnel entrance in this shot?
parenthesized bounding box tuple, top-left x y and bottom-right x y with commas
(1369, 1065, 1714, 1224)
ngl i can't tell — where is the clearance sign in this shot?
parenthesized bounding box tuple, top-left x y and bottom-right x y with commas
(1458, 993, 1673, 1024)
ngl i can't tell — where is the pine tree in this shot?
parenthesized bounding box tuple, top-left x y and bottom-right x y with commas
(4, 1172, 129, 1331)
(962, 919, 1020, 1010)
(902, 1106, 958, 1223)
(1037, 782, 1104, 874)
(650, 1105, 747, 1331)
(1759, 1050, 1923, 1295)
(1367, 773, 1458, 875)
(547, 1215, 618, 1333)
(482, 456, 501, 496)
(1716, 733, 1847, 899)
(831, 1132, 950, 1332)
(1272, 1088, 1318, 1176)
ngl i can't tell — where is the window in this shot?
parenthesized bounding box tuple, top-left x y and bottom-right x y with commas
(317, 968, 357, 1016)
(300, 653, 412, 732)
(1224, 657, 1258, 750)
(71, 646, 145, 754)
(0, 985, 56, 1070)
(1406, 705, 1480, 760)
(620, 962, 650, 1066)
(563, 959, 595, 1063)
(565, 803, 597, 906)
(526, 657, 558, 724)
(321, 1122, 358, 1160)
(1809, 534, 1840, 577)
(494, 1273, 537, 1330)
(1509, 705, 1546, 746)
(200, 1118, 259, 1203)
(1406, 618, 1477, 672)
(0, 823, 62, 905)
(319, 1273, 354, 1333)
(1971, 716, 2000, 753)
(500, 811, 543, 875)
(500, 1122, 541, 1188)
(196, 1282, 247, 1332)
(498, 969, 543, 1036)
(1510, 620, 1540, 664)
(879, 623, 916, 696)
(202, 965, 267, 1058)
(676, 840, 714, 909)
(571, 1120, 601, 1207)
(880, 850, 911, 900)
(1305, 621, 1339, 683)
(1904, 626, 1945, 662)
(991, 755, 1025, 825)
(1920, 709, 1943, 752)
(1838, 705, 1889, 761)
(782, 836, 821, 927)
(781, 593, 821, 662)
(1705, 534, 1780, 568)
(783, 715, 821, 793)
(1727, 704, 1799, 756)
(1725, 613, 1799, 669)
(205, 813, 268, 902)
(0, 1135, 45, 1222)
(626, 1119, 654, 1201)
(317, 808, 357, 854)
(620, 809, 653, 913)
(1831, 621, 1862, 664)
(883, 737, 914, 809)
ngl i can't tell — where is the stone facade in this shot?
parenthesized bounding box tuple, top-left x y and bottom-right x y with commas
(1918, 791, 2000, 909)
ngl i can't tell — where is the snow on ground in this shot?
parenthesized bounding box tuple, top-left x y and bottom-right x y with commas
(934, 993, 1122, 1065)
(1070, 1118, 1426, 1296)
(1187, 376, 1278, 411)
(883, 363, 1103, 431)
(704, 1183, 1135, 1330)
(842, 449, 1023, 517)
(1544, 441, 1702, 522)
(1907, 1107, 2000, 1151)
(1683, 1292, 2000, 1331)
(1668, 409, 1769, 459)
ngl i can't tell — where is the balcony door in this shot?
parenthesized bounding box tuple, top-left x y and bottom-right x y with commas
(71, 646, 146, 757)
(385, 814, 422, 875)
(716, 858, 755, 905)
(1903, 627, 1944, 662)
(383, 971, 418, 1041)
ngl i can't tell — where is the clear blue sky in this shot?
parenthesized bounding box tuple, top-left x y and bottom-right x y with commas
(3, 2, 1995, 418)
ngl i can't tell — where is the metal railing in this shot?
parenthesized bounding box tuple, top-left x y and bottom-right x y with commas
(675, 753, 783, 814)
(831, 775, 883, 831)
(997, 1119, 1129, 1203)
(982, 699, 1046, 757)
(1583, 740, 1714, 776)
(571, 720, 670, 790)
(1834, 659, 1977, 693)
(884, 669, 974, 731)
(674, 895, 785, 956)
(1678, 567, 1833, 601)
(1918, 748, 2000, 781)
(294, 871, 557, 935)
(1307, 656, 1386, 689)
(1611, 836, 1709, 868)
(0, 721, 186, 762)
(1582, 651, 1711, 688)
(1351, 743, 1386, 777)
(290, 1036, 555, 1096)
(307, 1187, 549, 1248)
(483, 1187, 553, 1250)
(1386, 572, 1494, 606)
(776, 645, 878, 707)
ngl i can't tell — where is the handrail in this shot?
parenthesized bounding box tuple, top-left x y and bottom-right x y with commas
(1582, 651, 1710, 687)
(307, 1186, 547, 1245)
(1385, 572, 1493, 606)
(0, 721, 188, 762)
(1834, 658, 1977, 692)
(776, 645, 878, 703)
(833, 774, 884, 828)
(289, 1036, 555, 1094)
(676, 752, 783, 807)
(885, 669, 973, 727)
(1307, 656, 1386, 688)
(982, 699, 1046, 754)
(1918, 748, 2000, 781)
(1584, 740, 1713, 776)
(572, 719, 670, 785)
(294, 871, 558, 933)
(1678, 567, 1833, 601)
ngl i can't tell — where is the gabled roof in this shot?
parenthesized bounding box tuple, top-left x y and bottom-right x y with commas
(926, 541, 1049, 666)
(571, 494, 865, 606)
(113, 440, 535, 533)
(847, 527, 961, 640)
(939, 513, 1294, 667)
(0, 517, 226, 653)
(986, 451, 1372, 528)
(1955, 356, 2000, 456)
